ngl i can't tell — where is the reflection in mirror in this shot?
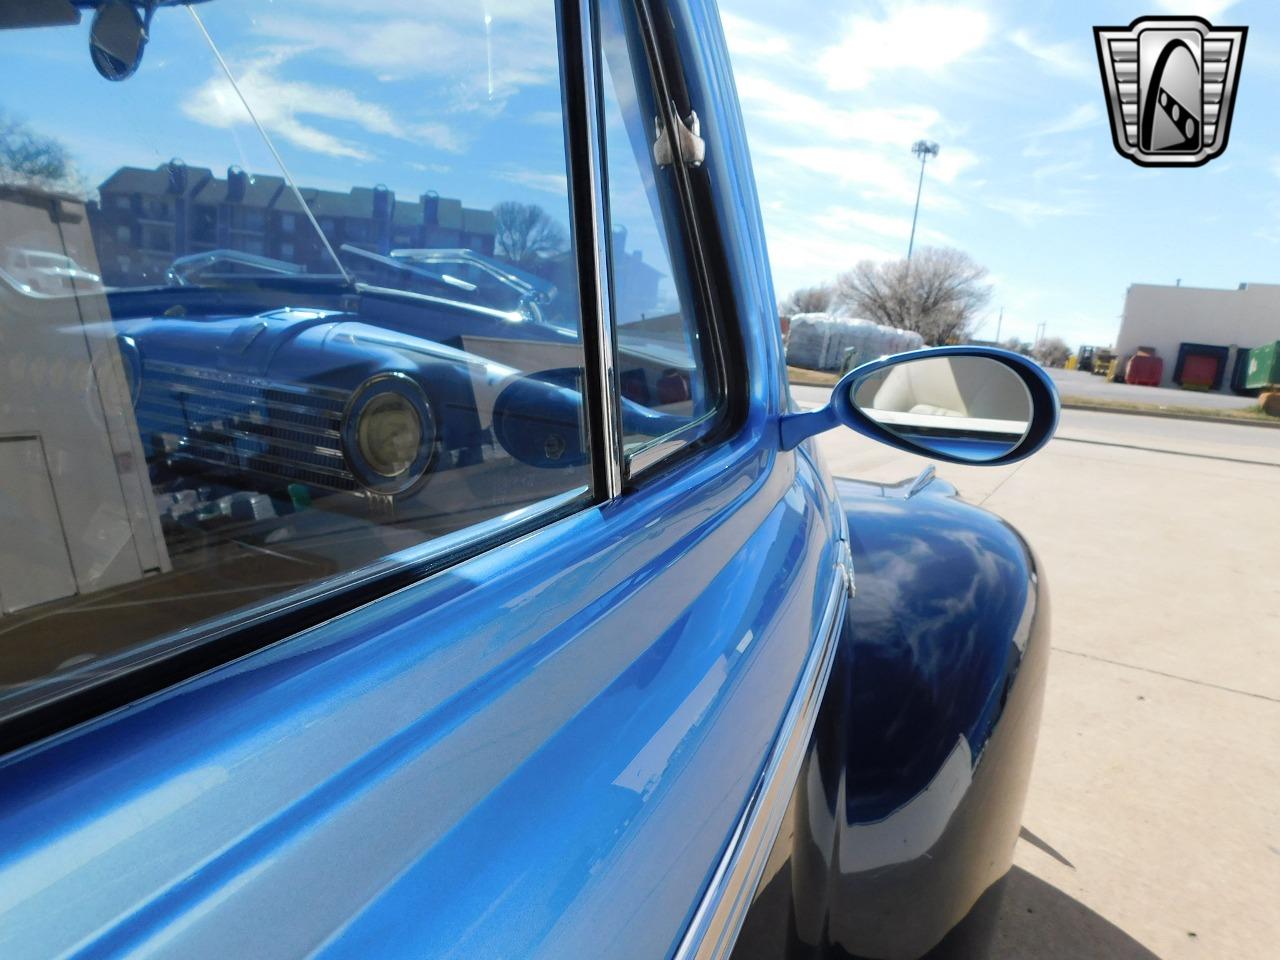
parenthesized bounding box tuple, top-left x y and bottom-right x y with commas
(851, 355, 1032, 462)
(89, 1, 147, 82)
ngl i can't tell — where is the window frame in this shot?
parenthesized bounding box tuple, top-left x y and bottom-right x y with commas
(0, 0, 613, 753)
(593, 0, 745, 484)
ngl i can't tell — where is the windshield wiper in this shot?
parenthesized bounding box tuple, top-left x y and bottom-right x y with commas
(166, 249, 309, 286)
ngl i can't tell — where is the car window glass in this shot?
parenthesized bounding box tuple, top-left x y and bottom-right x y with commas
(0, 0, 596, 718)
(598, 0, 723, 469)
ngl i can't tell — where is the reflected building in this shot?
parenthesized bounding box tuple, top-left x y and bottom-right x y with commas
(88, 161, 498, 287)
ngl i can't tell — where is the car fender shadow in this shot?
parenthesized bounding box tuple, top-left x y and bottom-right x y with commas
(941, 865, 1164, 960)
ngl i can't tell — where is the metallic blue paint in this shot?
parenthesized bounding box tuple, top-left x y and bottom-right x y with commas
(731, 473, 1050, 960)
(0, 432, 846, 959)
(0, 3, 1054, 959)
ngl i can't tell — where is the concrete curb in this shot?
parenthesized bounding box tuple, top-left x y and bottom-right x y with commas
(1061, 401, 1280, 429)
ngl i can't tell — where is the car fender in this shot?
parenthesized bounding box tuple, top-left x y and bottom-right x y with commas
(734, 471, 1049, 960)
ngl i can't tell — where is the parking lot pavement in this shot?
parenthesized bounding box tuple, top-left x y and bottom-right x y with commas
(1046, 368, 1257, 410)
(813, 413, 1280, 960)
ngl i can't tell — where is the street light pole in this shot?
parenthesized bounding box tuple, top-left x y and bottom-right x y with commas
(907, 140, 939, 261)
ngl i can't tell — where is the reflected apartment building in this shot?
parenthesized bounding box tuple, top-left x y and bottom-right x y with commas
(88, 160, 499, 287)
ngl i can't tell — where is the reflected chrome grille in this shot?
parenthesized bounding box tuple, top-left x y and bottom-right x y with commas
(136, 360, 358, 491)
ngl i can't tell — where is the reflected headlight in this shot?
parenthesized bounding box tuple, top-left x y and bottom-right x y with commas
(358, 392, 420, 477)
(342, 374, 436, 495)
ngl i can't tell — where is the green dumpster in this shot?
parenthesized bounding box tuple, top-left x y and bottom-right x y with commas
(1245, 341, 1280, 390)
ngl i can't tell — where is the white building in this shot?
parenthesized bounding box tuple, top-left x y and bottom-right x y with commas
(1115, 282, 1280, 391)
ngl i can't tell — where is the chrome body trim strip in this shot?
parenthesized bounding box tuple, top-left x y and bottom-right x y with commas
(144, 360, 351, 403)
(673, 545, 854, 960)
(135, 410, 346, 459)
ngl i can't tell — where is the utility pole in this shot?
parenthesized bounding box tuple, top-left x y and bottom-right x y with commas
(994, 307, 1003, 343)
(906, 140, 940, 261)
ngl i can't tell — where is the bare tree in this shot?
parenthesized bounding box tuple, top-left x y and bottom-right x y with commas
(492, 201, 568, 268)
(1033, 336, 1071, 368)
(778, 283, 835, 318)
(832, 247, 992, 345)
(1001, 337, 1032, 356)
(0, 110, 82, 193)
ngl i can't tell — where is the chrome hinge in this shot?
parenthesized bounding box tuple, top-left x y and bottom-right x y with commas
(654, 105, 706, 168)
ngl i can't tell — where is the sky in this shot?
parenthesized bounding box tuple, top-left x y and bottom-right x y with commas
(3, 0, 1278, 349)
(718, 0, 1280, 348)
(1, 0, 683, 313)
(2, 1, 589, 278)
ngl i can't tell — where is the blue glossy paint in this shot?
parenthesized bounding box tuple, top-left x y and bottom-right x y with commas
(0, 439, 846, 958)
(0, 2, 1056, 959)
(731, 473, 1050, 960)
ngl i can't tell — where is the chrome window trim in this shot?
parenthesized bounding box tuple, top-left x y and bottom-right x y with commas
(673, 545, 854, 960)
(570, 0, 625, 500)
(612, 0, 737, 484)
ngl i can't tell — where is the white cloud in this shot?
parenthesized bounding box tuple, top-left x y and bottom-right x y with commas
(720, 11, 792, 59)
(1009, 28, 1093, 78)
(763, 218, 898, 294)
(1027, 102, 1103, 138)
(814, 206, 951, 245)
(1153, 0, 1238, 18)
(183, 51, 462, 161)
(755, 144, 925, 206)
(734, 72, 942, 145)
(1031, 159, 1098, 183)
(818, 3, 991, 91)
(498, 169, 568, 194)
(985, 196, 1077, 225)
(930, 147, 980, 184)
(251, 2, 559, 104)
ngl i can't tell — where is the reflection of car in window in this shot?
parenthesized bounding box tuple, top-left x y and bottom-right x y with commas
(2, 247, 102, 294)
(92, 265, 684, 523)
(340, 244, 557, 326)
(165, 248, 307, 286)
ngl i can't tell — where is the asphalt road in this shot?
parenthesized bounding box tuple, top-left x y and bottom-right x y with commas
(1046, 368, 1257, 410)
(810, 406, 1280, 960)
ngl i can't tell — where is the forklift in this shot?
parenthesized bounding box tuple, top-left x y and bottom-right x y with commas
(1076, 345, 1117, 377)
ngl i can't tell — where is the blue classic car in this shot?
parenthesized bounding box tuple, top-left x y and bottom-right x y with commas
(0, 1, 1057, 958)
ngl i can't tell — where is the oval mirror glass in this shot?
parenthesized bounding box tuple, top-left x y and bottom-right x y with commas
(850, 355, 1032, 463)
(89, 1, 146, 82)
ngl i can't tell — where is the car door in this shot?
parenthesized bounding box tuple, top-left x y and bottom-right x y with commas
(0, 1, 848, 958)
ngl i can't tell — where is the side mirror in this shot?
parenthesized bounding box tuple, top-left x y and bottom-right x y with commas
(780, 347, 1059, 465)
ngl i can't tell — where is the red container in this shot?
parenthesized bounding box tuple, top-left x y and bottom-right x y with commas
(1125, 354, 1164, 386)
(1181, 354, 1220, 389)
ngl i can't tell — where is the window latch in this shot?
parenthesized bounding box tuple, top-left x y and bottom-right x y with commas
(653, 104, 705, 168)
